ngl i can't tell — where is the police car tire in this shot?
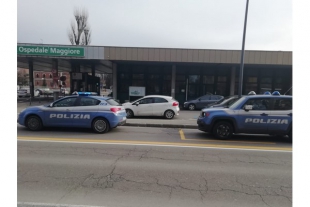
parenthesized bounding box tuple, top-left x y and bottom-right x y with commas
(26, 115, 43, 131)
(288, 129, 292, 141)
(213, 121, 233, 139)
(188, 104, 196, 110)
(92, 118, 110, 133)
(126, 109, 134, 118)
(164, 110, 175, 119)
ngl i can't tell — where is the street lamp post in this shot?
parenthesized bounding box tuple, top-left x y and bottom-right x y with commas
(238, 0, 250, 98)
(84, 29, 89, 45)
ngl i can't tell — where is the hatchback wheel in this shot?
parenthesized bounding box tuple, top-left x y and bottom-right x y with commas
(164, 110, 175, 119)
(188, 104, 196, 110)
(126, 109, 134, 118)
(213, 121, 233, 139)
(92, 118, 110, 133)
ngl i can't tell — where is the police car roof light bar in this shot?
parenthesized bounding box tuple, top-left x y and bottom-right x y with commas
(72, 92, 98, 96)
(272, 91, 281, 96)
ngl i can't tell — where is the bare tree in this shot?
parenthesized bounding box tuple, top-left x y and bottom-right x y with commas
(68, 7, 91, 45)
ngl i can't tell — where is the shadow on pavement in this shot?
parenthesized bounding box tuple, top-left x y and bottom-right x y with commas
(188, 131, 292, 143)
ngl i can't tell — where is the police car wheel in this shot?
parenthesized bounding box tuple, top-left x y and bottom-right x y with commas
(26, 115, 43, 131)
(288, 130, 292, 141)
(213, 121, 233, 139)
(92, 118, 110, 133)
(188, 104, 196, 110)
(164, 110, 175, 119)
(126, 109, 134, 118)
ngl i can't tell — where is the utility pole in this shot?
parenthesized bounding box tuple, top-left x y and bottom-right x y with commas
(238, 0, 250, 98)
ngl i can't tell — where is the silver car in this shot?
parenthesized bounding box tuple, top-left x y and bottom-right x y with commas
(183, 95, 224, 110)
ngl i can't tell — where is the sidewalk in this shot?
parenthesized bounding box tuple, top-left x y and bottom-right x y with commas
(17, 101, 197, 129)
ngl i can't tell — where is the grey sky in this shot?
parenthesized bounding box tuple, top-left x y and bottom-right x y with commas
(17, 0, 292, 51)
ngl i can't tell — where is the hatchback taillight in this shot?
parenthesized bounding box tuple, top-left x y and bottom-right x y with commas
(110, 108, 121, 113)
(172, 102, 179, 106)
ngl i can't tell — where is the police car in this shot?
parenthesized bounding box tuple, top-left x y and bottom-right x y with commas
(197, 91, 292, 140)
(18, 92, 127, 133)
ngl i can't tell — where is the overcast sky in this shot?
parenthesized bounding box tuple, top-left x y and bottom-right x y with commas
(17, 0, 292, 51)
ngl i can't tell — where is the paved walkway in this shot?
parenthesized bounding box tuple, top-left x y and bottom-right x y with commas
(17, 101, 198, 129)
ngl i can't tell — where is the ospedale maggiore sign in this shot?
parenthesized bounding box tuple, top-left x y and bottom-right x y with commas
(17, 46, 85, 57)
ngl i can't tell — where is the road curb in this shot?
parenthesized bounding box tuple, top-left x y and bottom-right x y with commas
(124, 123, 197, 129)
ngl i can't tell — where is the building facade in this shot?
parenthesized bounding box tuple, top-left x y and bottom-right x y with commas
(104, 47, 292, 104)
(17, 44, 292, 103)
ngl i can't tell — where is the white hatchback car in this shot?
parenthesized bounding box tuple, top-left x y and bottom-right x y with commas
(122, 95, 180, 119)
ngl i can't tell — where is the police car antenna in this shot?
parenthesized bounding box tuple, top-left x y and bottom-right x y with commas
(284, 86, 292, 95)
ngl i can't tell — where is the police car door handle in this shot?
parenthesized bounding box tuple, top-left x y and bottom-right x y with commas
(260, 113, 268, 116)
(288, 113, 292, 116)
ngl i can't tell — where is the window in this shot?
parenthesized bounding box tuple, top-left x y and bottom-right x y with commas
(132, 66, 144, 73)
(49, 74, 52, 78)
(163, 75, 171, 81)
(176, 75, 186, 81)
(247, 77, 257, 83)
(148, 74, 160, 79)
(106, 98, 121, 106)
(147, 81, 160, 94)
(189, 75, 200, 84)
(132, 80, 144, 86)
(53, 97, 77, 107)
(79, 97, 100, 106)
(218, 76, 227, 82)
(132, 74, 144, 79)
(154, 97, 168, 103)
(242, 98, 271, 110)
(274, 99, 292, 110)
(211, 95, 222, 100)
(43, 74, 46, 78)
(203, 76, 214, 84)
(139, 98, 153, 104)
(200, 95, 210, 100)
(148, 67, 160, 73)
(120, 73, 130, 79)
(36, 74, 39, 78)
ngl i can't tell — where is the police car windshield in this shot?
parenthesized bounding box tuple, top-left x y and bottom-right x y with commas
(106, 98, 121, 106)
(229, 97, 246, 109)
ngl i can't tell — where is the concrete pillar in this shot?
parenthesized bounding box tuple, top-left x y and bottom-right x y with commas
(112, 63, 117, 100)
(91, 64, 96, 92)
(52, 59, 58, 89)
(28, 59, 34, 98)
(171, 65, 176, 98)
(230, 67, 236, 96)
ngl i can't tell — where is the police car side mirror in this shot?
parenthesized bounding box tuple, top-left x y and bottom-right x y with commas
(244, 105, 253, 111)
(48, 103, 53, 107)
(135, 102, 139, 106)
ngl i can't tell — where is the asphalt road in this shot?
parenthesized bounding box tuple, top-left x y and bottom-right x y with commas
(17, 126, 292, 207)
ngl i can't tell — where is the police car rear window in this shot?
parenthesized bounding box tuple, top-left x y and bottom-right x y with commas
(80, 97, 100, 106)
(106, 98, 121, 106)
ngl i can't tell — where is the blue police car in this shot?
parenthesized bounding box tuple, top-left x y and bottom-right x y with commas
(18, 92, 127, 133)
(197, 93, 292, 140)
